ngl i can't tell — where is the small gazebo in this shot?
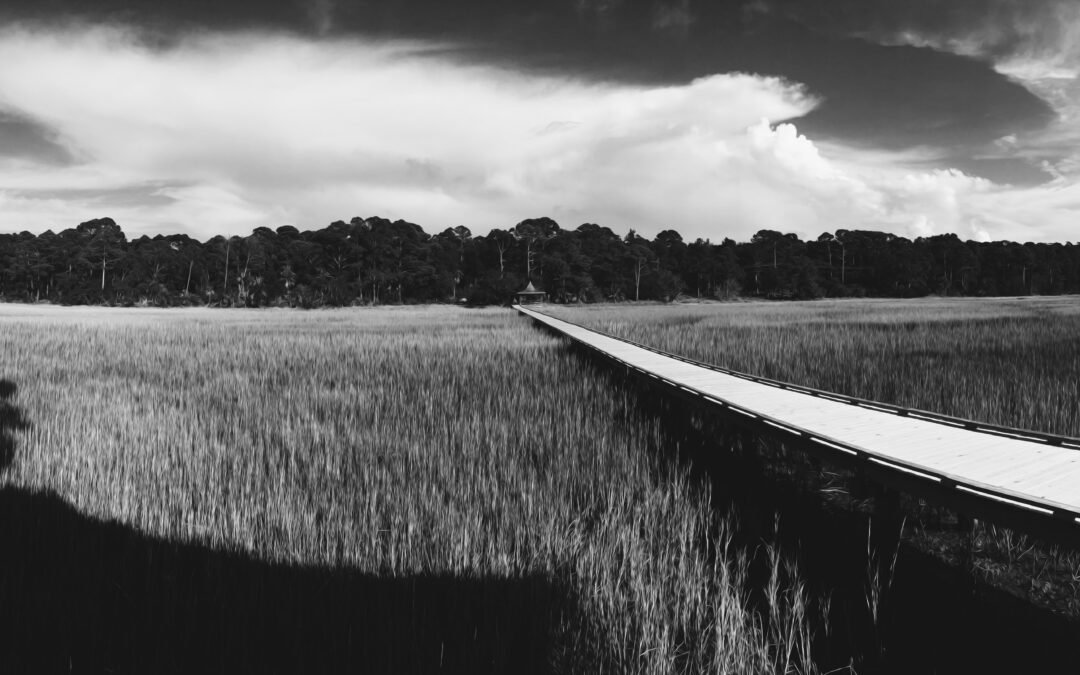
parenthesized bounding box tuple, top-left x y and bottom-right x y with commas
(515, 281, 548, 305)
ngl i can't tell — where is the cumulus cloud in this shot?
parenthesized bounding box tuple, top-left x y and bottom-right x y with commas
(0, 23, 1077, 243)
(703, 120, 1077, 243)
(0, 24, 814, 238)
(726, 123, 994, 241)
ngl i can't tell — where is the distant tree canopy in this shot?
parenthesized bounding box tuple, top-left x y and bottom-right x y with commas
(1, 216, 1078, 306)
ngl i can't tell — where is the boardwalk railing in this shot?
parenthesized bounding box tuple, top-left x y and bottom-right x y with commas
(516, 304, 1080, 547)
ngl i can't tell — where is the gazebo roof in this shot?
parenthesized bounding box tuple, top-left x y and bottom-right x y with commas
(518, 281, 545, 294)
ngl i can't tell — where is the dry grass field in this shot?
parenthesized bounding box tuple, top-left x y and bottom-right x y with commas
(0, 304, 821, 674)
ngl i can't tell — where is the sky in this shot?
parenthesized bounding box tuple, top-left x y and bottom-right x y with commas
(0, 0, 1078, 243)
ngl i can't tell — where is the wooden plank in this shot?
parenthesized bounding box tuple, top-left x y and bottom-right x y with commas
(999, 458, 1080, 489)
(1014, 473, 1080, 505)
(1024, 467, 1080, 499)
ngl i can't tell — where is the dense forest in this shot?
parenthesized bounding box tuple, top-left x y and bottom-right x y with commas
(1, 216, 1078, 306)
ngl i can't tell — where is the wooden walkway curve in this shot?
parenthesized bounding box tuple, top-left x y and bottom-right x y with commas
(516, 305, 1080, 546)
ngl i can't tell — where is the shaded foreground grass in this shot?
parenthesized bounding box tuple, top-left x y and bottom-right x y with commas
(0, 488, 557, 674)
(0, 305, 822, 673)
(0, 379, 28, 469)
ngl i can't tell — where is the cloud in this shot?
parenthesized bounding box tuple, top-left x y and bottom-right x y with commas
(725, 122, 993, 241)
(0, 107, 74, 165)
(872, 2, 1080, 168)
(765, 0, 1080, 182)
(762, 0, 1079, 66)
(0, 24, 813, 239)
(0, 23, 1077, 244)
(748, 122, 1080, 243)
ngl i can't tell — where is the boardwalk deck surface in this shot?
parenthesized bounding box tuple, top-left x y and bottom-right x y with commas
(516, 305, 1080, 543)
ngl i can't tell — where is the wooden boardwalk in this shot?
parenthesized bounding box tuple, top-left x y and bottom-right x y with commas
(516, 305, 1080, 545)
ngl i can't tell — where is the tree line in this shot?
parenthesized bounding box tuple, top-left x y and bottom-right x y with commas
(1, 216, 1078, 306)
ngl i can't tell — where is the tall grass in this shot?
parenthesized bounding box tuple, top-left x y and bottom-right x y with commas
(547, 297, 1080, 438)
(0, 304, 822, 673)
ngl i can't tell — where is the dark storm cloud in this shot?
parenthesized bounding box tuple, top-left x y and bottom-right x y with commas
(0, 108, 74, 165)
(12, 0, 1049, 163)
(347, 1, 1055, 160)
(6, 4, 1061, 141)
(755, 0, 1077, 183)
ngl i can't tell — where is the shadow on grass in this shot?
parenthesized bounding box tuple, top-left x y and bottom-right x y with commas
(0, 488, 569, 674)
(567, 342, 1080, 675)
(0, 380, 29, 470)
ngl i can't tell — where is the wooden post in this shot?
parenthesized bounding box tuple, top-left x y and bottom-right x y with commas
(957, 512, 976, 577)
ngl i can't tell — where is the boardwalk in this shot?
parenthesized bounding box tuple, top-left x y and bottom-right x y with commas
(516, 305, 1080, 546)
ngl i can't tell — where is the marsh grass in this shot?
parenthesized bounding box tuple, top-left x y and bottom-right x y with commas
(548, 297, 1080, 437)
(549, 297, 1080, 639)
(0, 304, 823, 673)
